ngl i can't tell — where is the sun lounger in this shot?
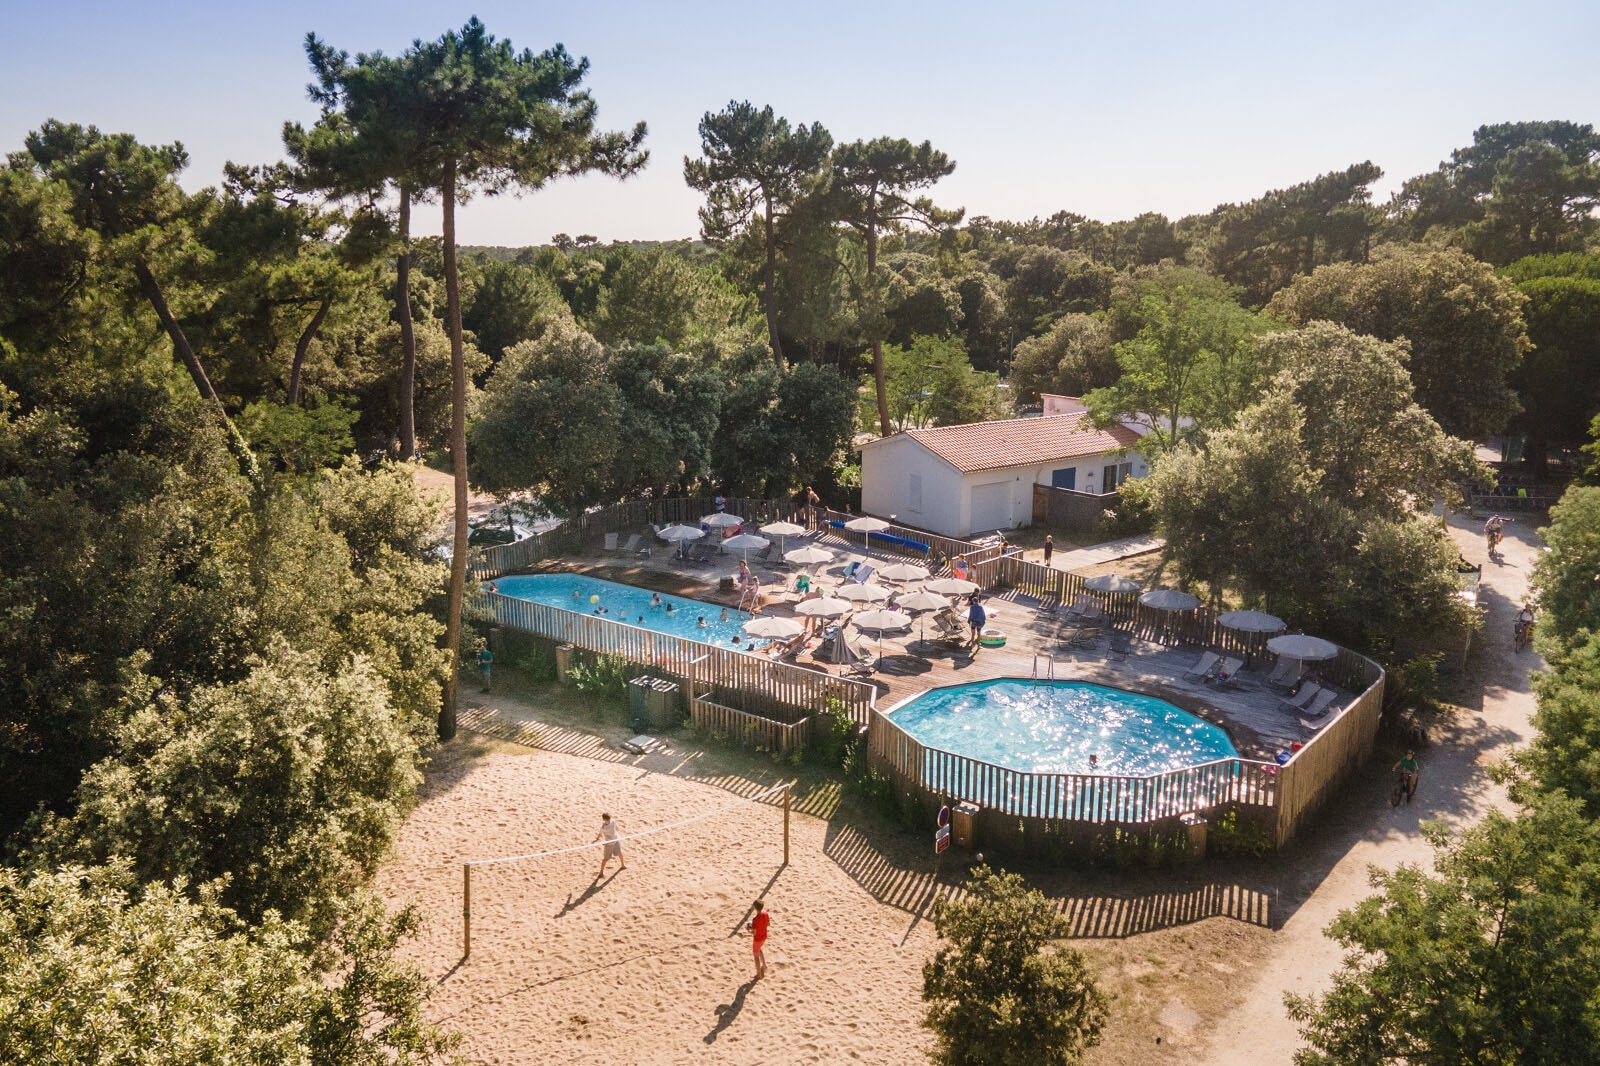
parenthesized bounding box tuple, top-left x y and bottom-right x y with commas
(604, 532, 619, 551)
(1264, 657, 1304, 691)
(1206, 657, 1245, 686)
(1183, 651, 1221, 680)
(1062, 594, 1095, 623)
(621, 533, 644, 556)
(1061, 624, 1103, 649)
(1300, 688, 1340, 719)
(930, 608, 966, 644)
(1281, 683, 1324, 713)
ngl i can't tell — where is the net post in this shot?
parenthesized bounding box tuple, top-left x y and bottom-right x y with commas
(462, 863, 472, 958)
(782, 783, 791, 866)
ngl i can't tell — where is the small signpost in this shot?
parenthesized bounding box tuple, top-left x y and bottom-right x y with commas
(935, 804, 951, 854)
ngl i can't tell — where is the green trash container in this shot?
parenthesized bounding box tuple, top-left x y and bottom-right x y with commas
(645, 678, 682, 729)
(628, 675, 653, 732)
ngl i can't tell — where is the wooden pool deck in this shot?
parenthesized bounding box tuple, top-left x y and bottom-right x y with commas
(550, 531, 1331, 762)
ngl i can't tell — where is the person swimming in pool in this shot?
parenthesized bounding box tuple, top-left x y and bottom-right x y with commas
(697, 616, 708, 628)
(650, 592, 663, 608)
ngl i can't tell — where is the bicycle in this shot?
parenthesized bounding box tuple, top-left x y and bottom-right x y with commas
(1514, 616, 1534, 652)
(1390, 769, 1417, 807)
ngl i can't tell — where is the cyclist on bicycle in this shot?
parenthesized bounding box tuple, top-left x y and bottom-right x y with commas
(1484, 514, 1509, 555)
(1393, 750, 1419, 802)
(1515, 602, 1537, 648)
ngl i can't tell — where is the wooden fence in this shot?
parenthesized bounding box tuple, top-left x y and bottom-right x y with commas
(869, 713, 1276, 824)
(691, 695, 813, 755)
(1270, 646, 1385, 846)
(1032, 483, 1121, 538)
(477, 591, 877, 727)
(867, 639, 1384, 851)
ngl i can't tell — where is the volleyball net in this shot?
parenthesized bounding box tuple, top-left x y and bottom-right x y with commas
(460, 781, 791, 956)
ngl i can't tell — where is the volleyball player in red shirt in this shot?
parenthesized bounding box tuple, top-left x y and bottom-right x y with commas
(747, 899, 769, 979)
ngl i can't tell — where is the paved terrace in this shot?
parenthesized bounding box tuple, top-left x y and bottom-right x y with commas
(535, 529, 1335, 761)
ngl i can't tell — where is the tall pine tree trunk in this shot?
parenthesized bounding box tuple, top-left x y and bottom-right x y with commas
(440, 171, 466, 741)
(867, 212, 891, 437)
(286, 294, 332, 406)
(762, 202, 784, 368)
(397, 185, 418, 459)
(132, 257, 261, 485)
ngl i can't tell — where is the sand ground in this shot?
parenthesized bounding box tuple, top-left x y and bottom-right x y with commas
(380, 512, 1541, 1065)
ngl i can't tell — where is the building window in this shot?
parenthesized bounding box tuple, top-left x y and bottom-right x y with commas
(909, 473, 923, 513)
(1102, 462, 1135, 490)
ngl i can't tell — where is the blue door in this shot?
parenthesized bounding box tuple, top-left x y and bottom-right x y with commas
(1051, 467, 1077, 490)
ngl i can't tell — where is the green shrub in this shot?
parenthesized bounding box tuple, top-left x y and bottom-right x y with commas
(517, 643, 558, 682)
(1208, 809, 1274, 858)
(568, 653, 631, 704)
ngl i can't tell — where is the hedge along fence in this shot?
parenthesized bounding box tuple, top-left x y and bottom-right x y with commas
(475, 592, 877, 730)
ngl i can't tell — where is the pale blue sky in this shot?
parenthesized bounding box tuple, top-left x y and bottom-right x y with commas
(4, 1, 1596, 246)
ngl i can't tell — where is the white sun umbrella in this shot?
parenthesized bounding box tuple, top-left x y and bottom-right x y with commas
(852, 607, 912, 661)
(794, 595, 851, 619)
(659, 523, 704, 558)
(743, 615, 804, 639)
(836, 582, 892, 603)
(897, 588, 950, 648)
(785, 544, 834, 567)
(721, 533, 770, 562)
(1139, 588, 1201, 611)
(1267, 633, 1339, 662)
(926, 577, 979, 597)
(759, 520, 807, 556)
(701, 512, 744, 528)
(1085, 573, 1142, 595)
(1218, 609, 1286, 634)
(844, 514, 893, 557)
(877, 561, 931, 583)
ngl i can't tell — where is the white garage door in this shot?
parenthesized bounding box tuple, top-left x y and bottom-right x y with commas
(970, 481, 1011, 534)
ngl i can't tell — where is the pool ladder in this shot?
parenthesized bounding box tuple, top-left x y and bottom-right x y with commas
(1032, 653, 1055, 681)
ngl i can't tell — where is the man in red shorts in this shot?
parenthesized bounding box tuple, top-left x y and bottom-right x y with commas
(747, 899, 769, 979)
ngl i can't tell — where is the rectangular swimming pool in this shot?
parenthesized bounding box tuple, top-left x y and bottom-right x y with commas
(492, 573, 763, 650)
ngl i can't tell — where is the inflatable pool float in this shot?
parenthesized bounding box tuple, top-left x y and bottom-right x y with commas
(978, 630, 1008, 648)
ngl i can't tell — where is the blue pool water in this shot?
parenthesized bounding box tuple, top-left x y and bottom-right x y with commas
(890, 679, 1237, 775)
(493, 574, 761, 650)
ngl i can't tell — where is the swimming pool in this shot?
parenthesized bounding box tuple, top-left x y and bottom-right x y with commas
(889, 679, 1237, 776)
(492, 574, 760, 650)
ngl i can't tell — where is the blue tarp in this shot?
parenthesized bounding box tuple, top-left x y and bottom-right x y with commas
(827, 520, 930, 555)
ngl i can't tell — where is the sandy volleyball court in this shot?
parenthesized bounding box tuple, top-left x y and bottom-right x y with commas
(380, 745, 938, 1065)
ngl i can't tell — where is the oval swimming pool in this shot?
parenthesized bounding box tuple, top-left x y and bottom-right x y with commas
(889, 679, 1237, 776)
(493, 573, 759, 650)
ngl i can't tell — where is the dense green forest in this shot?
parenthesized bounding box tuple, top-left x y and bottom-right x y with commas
(2, 13, 1599, 1063)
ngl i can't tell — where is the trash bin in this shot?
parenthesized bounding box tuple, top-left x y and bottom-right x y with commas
(644, 678, 682, 729)
(555, 643, 576, 683)
(628, 674, 653, 732)
(950, 801, 981, 848)
(1180, 812, 1207, 861)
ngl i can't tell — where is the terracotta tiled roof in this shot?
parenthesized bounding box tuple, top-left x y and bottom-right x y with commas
(893, 414, 1142, 474)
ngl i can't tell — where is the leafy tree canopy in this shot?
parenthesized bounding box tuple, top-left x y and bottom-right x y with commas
(922, 865, 1109, 1066)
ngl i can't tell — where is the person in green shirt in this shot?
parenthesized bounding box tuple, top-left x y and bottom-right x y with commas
(1393, 749, 1419, 801)
(477, 646, 493, 692)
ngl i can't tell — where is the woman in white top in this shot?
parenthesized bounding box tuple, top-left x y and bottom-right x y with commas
(595, 813, 626, 877)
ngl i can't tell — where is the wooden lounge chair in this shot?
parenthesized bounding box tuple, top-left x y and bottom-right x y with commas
(1183, 651, 1221, 680)
(1300, 688, 1340, 719)
(1281, 683, 1324, 713)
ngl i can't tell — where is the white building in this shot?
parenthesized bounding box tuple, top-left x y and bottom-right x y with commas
(858, 412, 1149, 538)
